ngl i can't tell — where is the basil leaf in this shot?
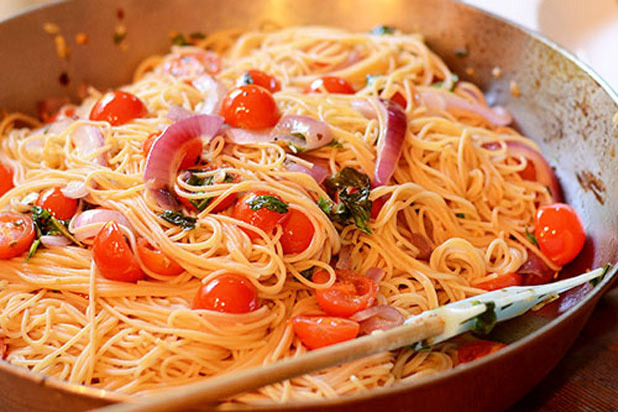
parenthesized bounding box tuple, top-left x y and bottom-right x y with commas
(525, 227, 539, 247)
(591, 263, 612, 287)
(159, 210, 196, 230)
(171, 34, 189, 46)
(456, 213, 465, 219)
(239, 71, 254, 86)
(31, 206, 82, 246)
(472, 301, 497, 336)
(248, 195, 289, 214)
(328, 139, 344, 149)
(370, 25, 395, 35)
(299, 267, 315, 281)
(322, 167, 373, 234)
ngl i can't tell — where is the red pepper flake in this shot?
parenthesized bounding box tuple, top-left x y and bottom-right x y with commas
(116, 8, 125, 20)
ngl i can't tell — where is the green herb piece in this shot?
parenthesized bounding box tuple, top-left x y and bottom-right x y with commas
(328, 139, 344, 149)
(171, 33, 189, 46)
(472, 301, 497, 335)
(432, 74, 459, 91)
(300, 267, 315, 281)
(318, 197, 333, 215)
(113, 32, 126, 44)
(159, 210, 197, 230)
(184, 171, 236, 212)
(525, 227, 539, 247)
(248, 195, 289, 214)
(455, 48, 469, 57)
(370, 25, 396, 35)
(591, 263, 612, 287)
(456, 213, 465, 219)
(189, 32, 206, 40)
(239, 71, 254, 86)
(31, 206, 82, 246)
(13, 219, 24, 226)
(322, 167, 373, 234)
(26, 238, 41, 262)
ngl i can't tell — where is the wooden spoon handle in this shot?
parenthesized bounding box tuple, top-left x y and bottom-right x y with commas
(96, 313, 444, 412)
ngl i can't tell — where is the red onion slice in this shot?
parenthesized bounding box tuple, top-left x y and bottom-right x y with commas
(71, 125, 106, 166)
(335, 245, 351, 270)
(224, 127, 272, 145)
(284, 156, 330, 185)
(350, 305, 405, 335)
(420, 89, 512, 126)
(40, 235, 72, 248)
(365, 267, 385, 283)
(61, 181, 89, 199)
(70, 209, 134, 244)
(144, 115, 223, 209)
(519, 251, 556, 285)
(505, 141, 562, 202)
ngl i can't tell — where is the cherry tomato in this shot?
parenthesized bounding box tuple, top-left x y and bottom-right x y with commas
(161, 51, 222, 77)
(390, 92, 407, 109)
(220, 85, 280, 130)
(518, 160, 537, 181)
(313, 269, 379, 317)
(0, 164, 14, 197)
(280, 209, 314, 254)
(92, 221, 144, 282)
(458, 340, 507, 364)
(232, 191, 290, 239)
(475, 273, 523, 291)
(0, 213, 35, 260)
(192, 274, 258, 313)
(245, 69, 281, 93)
(143, 132, 200, 169)
(136, 238, 184, 276)
(292, 315, 359, 350)
(535, 203, 585, 266)
(142, 132, 160, 158)
(307, 76, 355, 94)
(35, 187, 78, 220)
(90, 91, 148, 126)
(178, 166, 239, 213)
(370, 195, 387, 219)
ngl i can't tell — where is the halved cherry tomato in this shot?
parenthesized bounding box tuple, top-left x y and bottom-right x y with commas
(313, 269, 379, 317)
(280, 209, 314, 254)
(458, 340, 507, 364)
(390, 92, 407, 109)
(192, 273, 258, 313)
(0, 164, 14, 197)
(307, 76, 355, 94)
(178, 166, 239, 213)
(160, 51, 222, 77)
(92, 221, 144, 282)
(220, 85, 280, 130)
(0, 213, 35, 259)
(232, 191, 290, 239)
(245, 69, 281, 93)
(475, 273, 523, 291)
(142, 132, 160, 158)
(35, 187, 78, 220)
(90, 91, 147, 126)
(535, 203, 585, 266)
(518, 160, 537, 181)
(292, 315, 359, 350)
(136, 238, 184, 276)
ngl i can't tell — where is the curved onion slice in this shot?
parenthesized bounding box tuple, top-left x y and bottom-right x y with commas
(71, 125, 106, 166)
(352, 98, 407, 186)
(284, 156, 330, 185)
(365, 267, 385, 283)
(40, 235, 71, 248)
(193, 75, 228, 115)
(350, 305, 405, 335)
(335, 245, 352, 270)
(70, 209, 134, 244)
(144, 115, 224, 209)
(505, 141, 562, 202)
(420, 88, 512, 126)
(61, 180, 89, 199)
(224, 127, 272, 145)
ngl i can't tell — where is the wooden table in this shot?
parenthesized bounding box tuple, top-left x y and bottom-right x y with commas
(509, 288, 618, 412)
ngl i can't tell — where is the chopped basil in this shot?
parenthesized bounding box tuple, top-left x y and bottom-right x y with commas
(591, 263, 612, 287)
(322, 167, 372, 234)
(472, 301, 497, 335)
(432, 74, 459, 91)
(370, 25, 396, 35)
(184, 171, 236, 212)
(248, 195, 289, 214)
(525, 227, 539, 247)
(456, 213, 465, 219)
(171, 33, 189, 46)
(299, 267, 315, 281)
(31, 206, 81, 245)
(328, 139, 344, 149)
(159, 210, 196, 230)
(25, 238, 41, 261)
(239, 71, 254, 86)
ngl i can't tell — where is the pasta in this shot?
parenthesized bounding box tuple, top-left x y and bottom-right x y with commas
(0, 25, 570, 404)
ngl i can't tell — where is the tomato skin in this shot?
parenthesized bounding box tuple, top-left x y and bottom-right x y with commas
(535, 203, 585, 266)
(390, 92, 407, 109)
(518, 160, 537, 181)
(0, 213, 35, 259)
(370, 195, 387, 219)
(136, 238, 184, 276)
(92, 221, 144, 282)
(232, 191, 290, 239)
(220, 85, 280, 130)
(161, 51, 222, 77)
(292, 315, 359, 350)
(142, 132, 160, 158)
(458, 340, 507, 364)
(280, 209, 314, 254)
(313, 269, 379, 317)
(192, 274, 258, 313)
(90, 91, 147, 126)
(307, 76, 355, 94)
(475, 273, 523, 291)
(35, 187, 78, 220)
(0, 164, 14, 197)
(179, 166, 239, 213)
(246, 69, 281, 93)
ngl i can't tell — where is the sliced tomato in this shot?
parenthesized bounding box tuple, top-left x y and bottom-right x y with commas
(458, 340, 507, 364)
(92, 221, 144, 282)
(193, 274, 258, 313)
(390, 92, 407, 109)
(90, 91, 148, 126)
(160, 51, 222, 77)
(136, 238, 184, 276)
(220, 85, 280, 130)
(0, 213, 35, 260)
(35, 187, 78, 220)
(292, 315, 359, 350)
(179, 139, 203, 170)
(475, 273, 523, 291)
(307, 76, 355, 94)
(280, 209, 314, 254)
(535, 203, 585, 266)
(232, 191, 290, 239)
(0, 164, 14, 197)
(313, 269, 378, 317)
(245, 69, 281, 93)
(179, 166, 239, 213)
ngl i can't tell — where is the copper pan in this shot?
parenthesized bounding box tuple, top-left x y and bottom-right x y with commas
(0, 1, 617, 411)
